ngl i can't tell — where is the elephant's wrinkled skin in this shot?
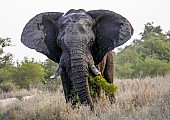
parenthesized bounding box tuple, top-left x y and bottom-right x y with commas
(21, 9, 133, 110)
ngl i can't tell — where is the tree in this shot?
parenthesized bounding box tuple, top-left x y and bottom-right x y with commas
(136, 57, 170, 77)
(13, 58, 45, 89)
(115, 63, 134, 79)
(137, 32, 170, 61)
(140, 22, 164, 39)
(0, 37, 13, 68)
(0, 37, 17, 92)
(116, 48, 141, 65)
(115, 22, 170, 78)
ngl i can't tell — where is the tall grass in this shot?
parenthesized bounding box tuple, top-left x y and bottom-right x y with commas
(0, 75, 170, 120)
(0, 89, 38, 100)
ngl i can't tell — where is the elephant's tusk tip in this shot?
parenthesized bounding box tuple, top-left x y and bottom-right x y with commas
(97, 72, 101, 75)
(50, 74, 56, 79)
(50, 67, 62, 79)
(91, 65, 101, 76)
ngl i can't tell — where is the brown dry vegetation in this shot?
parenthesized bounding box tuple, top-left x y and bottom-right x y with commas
(0, 75, 170, 120)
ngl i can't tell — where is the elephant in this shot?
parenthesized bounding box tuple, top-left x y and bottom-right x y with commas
(21, 9, 133, 110)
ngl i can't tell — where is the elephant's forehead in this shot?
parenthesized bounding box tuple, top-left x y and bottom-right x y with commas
(66, 12, 86, 17)
(62, 13, 92, 21)
(65, 12, 85, 17)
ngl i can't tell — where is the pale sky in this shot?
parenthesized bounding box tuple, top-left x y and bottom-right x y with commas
(0, 0, 170, 62)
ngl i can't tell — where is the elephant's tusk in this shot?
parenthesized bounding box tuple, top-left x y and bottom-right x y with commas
(90, 65, 101, 76)
(50, 67, 62, 79)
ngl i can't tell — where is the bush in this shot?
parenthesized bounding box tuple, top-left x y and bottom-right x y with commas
(137, 57, 170, 77)
(115, 63, 135, 79)
(0, 81, 18, 92)
(0, 67, 14, 83)
(88, 75, 118, 97)
(14, 60, 45, 89)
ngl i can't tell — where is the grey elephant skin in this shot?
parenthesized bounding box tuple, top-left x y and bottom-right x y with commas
(21, 9, 134, 110)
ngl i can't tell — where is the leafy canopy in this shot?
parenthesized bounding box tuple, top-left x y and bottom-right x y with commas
(115, 22, 170, 78)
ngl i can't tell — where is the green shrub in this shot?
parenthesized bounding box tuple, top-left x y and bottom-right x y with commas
(0, 81, 18, 92)
(0, 67, 14, 83)
(115, 63, 135, 79)
(14, 60, 45, 89)
(137, 57, 170, 77)
(88, 75, 118, 97)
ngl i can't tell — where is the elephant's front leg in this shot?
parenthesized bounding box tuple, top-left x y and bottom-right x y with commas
(60, 70, 79, 107)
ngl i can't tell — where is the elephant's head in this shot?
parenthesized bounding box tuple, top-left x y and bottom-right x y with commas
(21, 9, 133, 109)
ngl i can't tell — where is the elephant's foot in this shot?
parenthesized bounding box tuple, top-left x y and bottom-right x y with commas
(90, 65, 101, 76)
(50, 67, 62, 79)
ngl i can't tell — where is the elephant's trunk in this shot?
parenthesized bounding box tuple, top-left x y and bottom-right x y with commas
(69, 50, 93, 109)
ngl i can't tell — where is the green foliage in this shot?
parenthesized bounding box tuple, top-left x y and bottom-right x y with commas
(13, 58, 45, 89)
(136, 32, 170, 61)
(0, 66, 14, 83)
(0, 39, 60, 90)
(0, 37, 17, 92)
(115, 63, 135, 79)
(140, 22, 164, 39)
(115, 22, 170, 78)
(116, 48, 141, 65)
(88, 75, 118, 96)
(136, 57, 170, 77)
(0, 81, 18, 92)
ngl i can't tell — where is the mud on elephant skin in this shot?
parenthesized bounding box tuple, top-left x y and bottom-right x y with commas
(21, 9, 134, 110)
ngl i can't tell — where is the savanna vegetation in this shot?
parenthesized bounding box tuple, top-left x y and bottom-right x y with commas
(0, 75, 169, 120)
(0, 22, 170, 119)
(115, 22, 170, 79)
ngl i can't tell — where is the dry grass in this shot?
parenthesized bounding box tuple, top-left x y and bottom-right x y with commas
(0, 89, 38, 100)
(0, 75, 170, 120)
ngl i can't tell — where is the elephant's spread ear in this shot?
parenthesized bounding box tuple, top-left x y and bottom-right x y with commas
(21, 12, 63, 63)
(87, 10, 134, 64)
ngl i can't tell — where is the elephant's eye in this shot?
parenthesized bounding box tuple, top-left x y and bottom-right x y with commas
(57, 36, 64, 47)
(57, 40, 62, 48)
